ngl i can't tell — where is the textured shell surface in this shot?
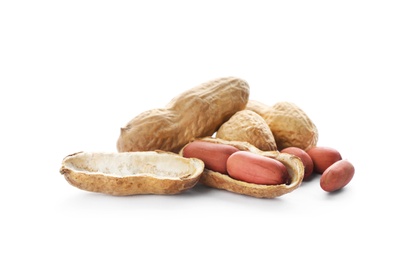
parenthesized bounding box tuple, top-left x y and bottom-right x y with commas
(247, 100, 318, 151)
(216, 110, 277, 151)
(117, 77, 250, 153)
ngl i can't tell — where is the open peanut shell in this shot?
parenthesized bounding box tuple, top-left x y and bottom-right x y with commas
(60, 151, 204, 196)
(179, 137, 305, 198)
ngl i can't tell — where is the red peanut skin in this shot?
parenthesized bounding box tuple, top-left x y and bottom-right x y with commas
(182, 141, 239, 174)
(227, 151, 288, 185)
(281, 147, 313, 180)
(320, 160, 355, 192)
(307, 146, 342, 174)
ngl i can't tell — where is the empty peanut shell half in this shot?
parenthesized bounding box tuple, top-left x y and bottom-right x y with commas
(180, 137, 304, 198)
(60, 151, 205, 195)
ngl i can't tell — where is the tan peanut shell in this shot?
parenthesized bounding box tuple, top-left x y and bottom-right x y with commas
(117, 77, 250, 153)
(179, 137, 305, 198)
(246, 100, 318, 151)
(60, 151, 204, 196)
(216, 110, 277, 151)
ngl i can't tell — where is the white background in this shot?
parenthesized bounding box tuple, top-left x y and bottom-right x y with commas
(1, 0, 405, 259)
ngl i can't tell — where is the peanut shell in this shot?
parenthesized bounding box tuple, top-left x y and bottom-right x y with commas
(179, 137, 304, 198)
(60, 151, 204, 196)
(117, 77, 250, 153)
(216, 110, 277, 151)
(246, 100, 318, 151)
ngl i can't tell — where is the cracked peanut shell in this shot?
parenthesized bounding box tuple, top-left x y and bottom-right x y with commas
(179, 137, 304, 198)
(60, 151, 204, 195)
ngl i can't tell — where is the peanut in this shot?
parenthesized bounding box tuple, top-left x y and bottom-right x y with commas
(246, 100, 318, 151)
(180, 137, 304, 198)
(280, 147, 314, 180)
(227, 151, 289, 185)
(307, 146, 342, 174)
(117, 77, 249, 153)
(182, 140, 239, 174)
(216, 110, 277, 151)
(320, 160, 355, 192)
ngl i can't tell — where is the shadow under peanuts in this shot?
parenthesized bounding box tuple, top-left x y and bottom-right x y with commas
(299, 172, 321, 185)
(181, 182, 215, 197)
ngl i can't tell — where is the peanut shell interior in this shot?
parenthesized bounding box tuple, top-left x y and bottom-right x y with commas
(60, 151, 204, 196)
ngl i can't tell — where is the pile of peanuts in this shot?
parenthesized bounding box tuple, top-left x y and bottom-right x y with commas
(281, 146, 354, 192)
(182, 140, 355, 193)
(183, 141, 289, 185)
(115, 76, 354, 197)
(61, 77, 355, 197)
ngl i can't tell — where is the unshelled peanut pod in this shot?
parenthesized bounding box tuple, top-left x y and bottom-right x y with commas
(246, 100, 318, 151)
(216, 110, 277, 151)
(117, 77, 250, 153)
